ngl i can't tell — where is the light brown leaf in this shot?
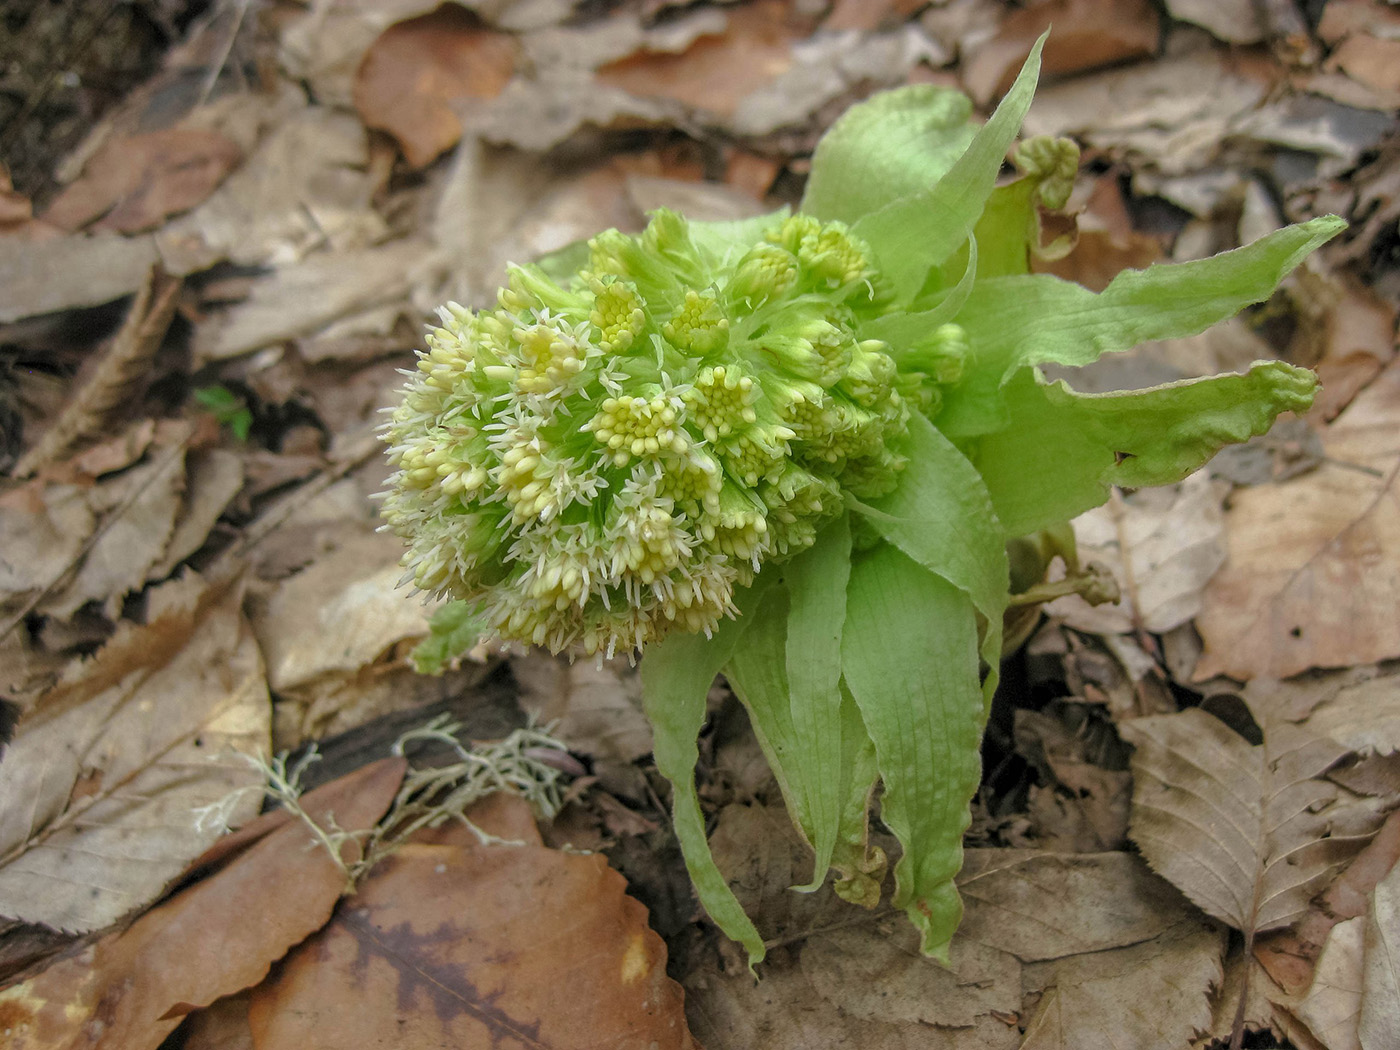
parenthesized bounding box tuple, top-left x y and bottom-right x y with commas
(512, 652, 653, 765)
(353, 4, 517, 168)
(0, 232, 162, 324)
(0, 484, 96, 611)
(957, 850, 1195, 960)
(1301, 676, 1400, 757)
(1164, 0, 1265, 44)
(37, 447, 188, 620)
(147, 449, 245, 581)
(0, 576, 270, 932)
(1196, 361, 1400, 680)
(247, 794, 695, 1050)
(596, 0, 799, 119)
(0, 759, 406, 1050)
(1121, 708, 1386, 937)
(962, 0, 1159, 106)
(1048, 471, 1228, 636)
(1288, 916, 1364, 1050)
(43, 129, 241, 234)
(1020, 916, 1227, 1050)
(1360, 853, 1400, 1049)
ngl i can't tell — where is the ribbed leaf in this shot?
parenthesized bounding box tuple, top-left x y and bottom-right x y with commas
(853, 33, 1045, 303)
(939, 215, 1346, 438)
(842, 544, 983, 963)
(640, 582, 772, 970)
(726, 517, 868, 893)
(973, 362, 1317, 537)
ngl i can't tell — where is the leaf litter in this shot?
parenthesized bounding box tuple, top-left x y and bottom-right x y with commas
(3, 1, 1400, 1048)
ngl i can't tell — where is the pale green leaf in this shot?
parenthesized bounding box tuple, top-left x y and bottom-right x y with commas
(939, 215, 1346, 437)
(801, 86, 976, 225)
(842, 544, 984, 963)
(852, 412, 1008, 712)
(860, 236, 979, 350)
(411, 600, 485, 675)
(725, 516, 857, 892)
(974, 362, 1318, 537)
(853, 33, 1045, 303)
(640, 581, 773, 970)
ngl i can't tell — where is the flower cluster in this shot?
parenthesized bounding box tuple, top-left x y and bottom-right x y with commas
(382, 210, 929, 655)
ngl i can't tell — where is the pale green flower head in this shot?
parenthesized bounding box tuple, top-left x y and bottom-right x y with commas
(382, 209, 931, 657)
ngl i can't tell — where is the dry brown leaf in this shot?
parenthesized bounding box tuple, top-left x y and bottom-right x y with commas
(1288, 916, 1364, 1050)
(1328, 33, 1400, 96)
(156, 106, 388, 273)
(962, 0, 1159, 106)
(1300, 676, 1400, 758)
(192, 238, 442, 362)
(822, 0, 926, 32)
(0, 484, 97, 614)
(1020, 916, 1227, 1050)
(0, 232, 163, 323)
(353, 4, 517, 168)
(1121, 708, 1386, 939)
(0, 576, 270, 932)
(43, 129, 242, 234)
(1024, 51, 1267, 177)
(0, 759, 406, 1050)
(512, 652, 653, 765)
(1360, 856, 1400, 1049)
(13, 267, 181, 478)
(957, 849, 1195, 960)
(596, 0, 800, 119)
(147, 449, 245, 581)
(37, 447, 188, 621)
(1164, 0, 1265, 44)
(1255, 808, 1400, 996)
(1048, 472, 1228, 637)
(178, 993, 255, 1050)
(1196, 360, 1400, 680)
(1308, 276, 1397, 424)
(247, 793, 695, 1049)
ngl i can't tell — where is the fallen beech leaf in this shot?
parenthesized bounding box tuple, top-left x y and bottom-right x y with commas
(1308, 275, 1396, 424)
(147, 449, 245, 581)
(1020, 916, 1227, 1050)
(1360, 857, 1400, 1049)
(0, 576, 270, 932)
(0, 759, 406, 1050)
(1196, 361, 1400, 680)
(822, 0, 926, 31)
(43, 129, 242, 234)
(0, 484, 96, 614)
(1328, 33, 1400, 96)
(1048, 472, 1228, 636)
(596, 0, 799, 119)
(248, 794, 695, 1050)
(1121, 708, 1386, 940)
(0, 233, 163, 323)
(1299, 676, 1400, 757)
(962, 0, 1159, 106)
(353, 4, 517, 168)
(512, 651, 653, 764)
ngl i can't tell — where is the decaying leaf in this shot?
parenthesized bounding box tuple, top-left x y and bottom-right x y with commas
(1196, 361, 1400, 680)
(1121, 707, 1386, 940)
(247, 794, 695, 1049)
(37, 446, 188, 621)
(0, 575, 270, 932)
(1164, 0, 1265, 44)
(0, 759, 406, 1050)
(43, 129, 242, 234)
(1019, 916, 1227, 1050)
(1287, 915, 1365, 1050)
(352, 3, 517, 168)
(1361, 856, 1400, 1050)
(1048, 471, 1228, 636)
(512, 652, 653, 765)
(0, 484, 97, 617)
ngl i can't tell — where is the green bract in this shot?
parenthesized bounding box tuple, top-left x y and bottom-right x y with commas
(386, 35, 1344, 970)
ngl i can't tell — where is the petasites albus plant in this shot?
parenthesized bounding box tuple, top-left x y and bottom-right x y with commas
(382, 36, 1341, 968)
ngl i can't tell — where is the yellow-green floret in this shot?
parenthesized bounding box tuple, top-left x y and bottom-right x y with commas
(381, 209, 939, 656)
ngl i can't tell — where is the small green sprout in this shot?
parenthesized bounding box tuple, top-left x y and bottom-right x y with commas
(385, 35, 1343, 970)
(193, 384, 252, 441)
